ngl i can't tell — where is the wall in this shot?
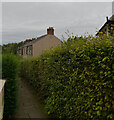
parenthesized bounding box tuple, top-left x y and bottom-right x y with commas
(33, 35, 61, 56)
(21, 35, 61, 58)
(22, 46, 33, 58)
(0, 80, 5, 120)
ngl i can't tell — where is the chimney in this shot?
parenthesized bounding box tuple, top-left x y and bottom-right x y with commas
(32, 38, 36, 41)
(47, 27, 54, 35)
(106, 16, 108, 22)
(25, 39, 30, 43)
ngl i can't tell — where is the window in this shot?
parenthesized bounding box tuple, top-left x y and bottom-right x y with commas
(21, 48, 23, 55)
(29, 45, 32, 56)
(26, 47, 28, 55)
(19, 49, 21, 56)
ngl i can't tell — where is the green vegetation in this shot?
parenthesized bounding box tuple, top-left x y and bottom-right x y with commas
(0, 54, 2, 79)
(2, 41, 25, 55)
(20, 35, 113, 119)
(2, 54, 20, 119)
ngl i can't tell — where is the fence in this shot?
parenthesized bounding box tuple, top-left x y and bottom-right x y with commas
(0, 79, 6, 120)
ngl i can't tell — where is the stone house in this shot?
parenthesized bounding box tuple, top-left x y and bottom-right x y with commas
(96, 15, 114, 36)
(17, 27, 61, 58)
(96, 2, 114, 36)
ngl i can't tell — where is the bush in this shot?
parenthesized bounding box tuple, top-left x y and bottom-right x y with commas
(2, 54, 20, 119)
(20, 35, 114, 119)
(0, 54, 2, 79)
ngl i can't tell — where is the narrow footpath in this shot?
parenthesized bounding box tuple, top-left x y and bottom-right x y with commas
(14, 79, 48, 119)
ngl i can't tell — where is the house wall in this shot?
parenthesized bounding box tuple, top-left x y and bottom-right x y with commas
(22, 45, 33, 58)
(98, 23, 114, 36)
(33, 35, 61, 56)
(19, 34, 61, 58)
(22, 47, 28, 58)
(22, 47, 27, 58)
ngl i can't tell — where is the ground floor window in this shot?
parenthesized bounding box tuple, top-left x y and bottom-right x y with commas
(29, 45, 33, 56)
(26, 47, 28, 55)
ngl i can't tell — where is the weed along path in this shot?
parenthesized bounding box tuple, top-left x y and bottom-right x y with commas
(14, 79, 48, 119)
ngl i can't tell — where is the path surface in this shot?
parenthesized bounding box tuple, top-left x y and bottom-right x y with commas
(14, 79, 48, 119)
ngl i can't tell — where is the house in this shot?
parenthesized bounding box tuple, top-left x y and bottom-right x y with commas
(17, 27, 61, 58)
(96, 15, 114, 36)
(96, 2, 114, 36)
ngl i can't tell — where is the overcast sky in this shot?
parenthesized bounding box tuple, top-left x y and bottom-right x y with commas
(1, 1, 113, 45)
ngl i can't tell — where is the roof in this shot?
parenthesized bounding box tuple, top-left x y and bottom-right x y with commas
(96, 15, 114, 36)
(109, 15, 114, 20)
(20, 34, 47, 49)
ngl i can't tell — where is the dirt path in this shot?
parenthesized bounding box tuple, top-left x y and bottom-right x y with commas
(14, 79, 48, 119)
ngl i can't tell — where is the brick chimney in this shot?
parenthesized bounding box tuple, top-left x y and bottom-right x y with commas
(47, 27, 54, 35)
(106, 16, 108, 22)
(25, 39, 30, 43)
(32, 38, 36, 41)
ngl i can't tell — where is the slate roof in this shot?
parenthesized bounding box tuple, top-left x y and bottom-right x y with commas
(19, 34, 47, 49)
(109, 15, 114, 20)
(96, 15, 114, 36)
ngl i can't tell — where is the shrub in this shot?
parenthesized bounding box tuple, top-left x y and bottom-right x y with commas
(20, 35, 114, 119)
(0, 54, 2, 79)
(2, 54, 20, 119)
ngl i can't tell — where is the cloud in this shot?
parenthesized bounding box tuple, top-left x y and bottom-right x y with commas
(2, 2, 112, 44)
(1, 0, 114, 2)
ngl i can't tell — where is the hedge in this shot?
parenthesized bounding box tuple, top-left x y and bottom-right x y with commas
(2, 54, 20, 119)
(0, 54, 2, 79)
(20, 35, 114, 119)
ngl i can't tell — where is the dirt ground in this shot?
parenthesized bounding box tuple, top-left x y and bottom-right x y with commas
(14, 79, 48, 119)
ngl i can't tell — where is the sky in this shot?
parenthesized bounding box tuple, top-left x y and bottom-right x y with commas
(1, 0, 114, 45)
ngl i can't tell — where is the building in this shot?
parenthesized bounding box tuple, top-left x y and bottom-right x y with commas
(96, 15, 114, 36)
(17, 27, 61, 58)
(96, 2, 114, 36)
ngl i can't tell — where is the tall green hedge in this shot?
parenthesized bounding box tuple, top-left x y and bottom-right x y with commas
(20, 35, 114, 119)
(0, 54, 2, 79)
(2, 54, 20, 119)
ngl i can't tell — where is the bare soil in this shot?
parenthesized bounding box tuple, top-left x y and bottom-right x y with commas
(13, 78, 48, 119)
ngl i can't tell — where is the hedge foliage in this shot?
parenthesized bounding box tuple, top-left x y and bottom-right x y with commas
(2, 54, 20, 119)
(20, 35, 114, 119)
(0, 54, 2, 79)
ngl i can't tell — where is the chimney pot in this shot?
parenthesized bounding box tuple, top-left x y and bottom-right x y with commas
(26, 39, 30, 43)
(47, 27, 54, 35)
(106, 16, 108, 22)
(32, 38, 36, 41)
